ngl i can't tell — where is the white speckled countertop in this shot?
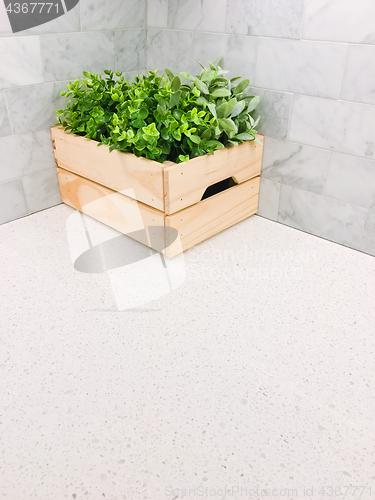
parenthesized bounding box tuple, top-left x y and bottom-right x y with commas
(1, 206, 374, 500)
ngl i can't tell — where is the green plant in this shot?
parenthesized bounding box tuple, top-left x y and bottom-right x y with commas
(55, 58, 261, 163)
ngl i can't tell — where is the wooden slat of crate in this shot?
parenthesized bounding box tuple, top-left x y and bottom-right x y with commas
(52, 127, 165, 211)
(163, 136, 263, 215)
(164, 176, 260, 258)
(57, 168, 165, 251)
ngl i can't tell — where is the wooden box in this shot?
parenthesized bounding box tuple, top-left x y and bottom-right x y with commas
(51, 126, 263, 258)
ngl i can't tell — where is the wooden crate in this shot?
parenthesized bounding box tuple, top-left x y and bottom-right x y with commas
(52, 126, 263, 258)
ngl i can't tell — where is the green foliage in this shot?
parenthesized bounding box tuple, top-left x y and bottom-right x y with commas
(55, 60, 261, 164)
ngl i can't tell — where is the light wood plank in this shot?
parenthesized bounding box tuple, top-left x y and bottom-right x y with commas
(165, 176, 260, 258)
(57, 168, 165, 252)
(163, 136, 263, 215)
(52, 126, 165, 211)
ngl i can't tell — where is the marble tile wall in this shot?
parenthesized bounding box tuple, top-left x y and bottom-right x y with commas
(0, 0, 147, 224)
(146, 0, 375, 256)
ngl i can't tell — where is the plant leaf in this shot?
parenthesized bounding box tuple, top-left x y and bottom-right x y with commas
(169, 91, 182, 108)
(207, 103, 217, 118)
(180, 71, 195, 81)
(216, 102, 227, 119)
(211, 88, 231, 98)
(189, 135, 201, 144)
(165, 68, 175, 81)
(201, 69, 217, 82)
(171, 75, 181, 92)
(233, 132, 254, 141)
(233, 79, 250, 95)
(230, 100, 245, 118)
(225, 98, 238, 117)
(247, 95, 260, 113)
(194, 78, 209, 94)
(218, 118, 238, 133)
(253, 115, 260, 128)
(206, 140, 224, 150)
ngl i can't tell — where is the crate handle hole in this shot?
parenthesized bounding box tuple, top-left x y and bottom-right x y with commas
(201, 177, 238, 201)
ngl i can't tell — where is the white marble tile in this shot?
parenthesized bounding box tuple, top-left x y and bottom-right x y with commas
(0, 1, 80, 36)
(255, 38, 347, 99)
(289, 95, 375, 159)
(42, 32, 115, 83)
(0, 179, 28, 224)
(22, 168, 61, 213)
(0, 130, 56, 184)
(340, 45, 375, 105)
(226, 0, 304, 38)
(168, 0, 226, 32)
(192, 33, 258, 81)
(0, 36, 44, 89)
(116, 29, 146, 73)
(323, 153, 375, 210)
(81, 0, 146, 30)
(147, 29, 193, 74)
(0, 91, 12, 138)
(303, 0, 375, 44)
(261, 137, 330, 194)
(147, 0, 168, 28)
(6, 82, 67, 135)
(249, 88, 292, 141)
(278, 184, 372, 253)
(257, 177, 281, 220)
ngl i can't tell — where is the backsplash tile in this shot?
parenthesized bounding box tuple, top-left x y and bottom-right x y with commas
(147, 29, 193, 74)
(303, 0, 375, 44)
(255, 38, 347, 99)
(168, 0, 226, 32)
(278, 184, 372, 255)
(0, 36, 44, 89)
(6, 82, 67, 135)
(42, 32, 115, 82)
(257, 178, 281, 221)
(0, 179, 28, 224)
(249, 88, 293, 141)
(340, 45, 375, 105)
(261, 137, 330, 194)
(323, 153, 375, 209)
(22, 169, 61, 213)
(80, 0, 146, 31)
(226, 0, 304, 38)
(116, 29, 147, 73)
(289, 95, 375, 158)
(0, 130, 56, 184)
(147, 0, 168, 29)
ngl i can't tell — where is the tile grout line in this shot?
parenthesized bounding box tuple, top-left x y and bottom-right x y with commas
(0, 165, 59, 187)
(249, 84, 375, 107)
